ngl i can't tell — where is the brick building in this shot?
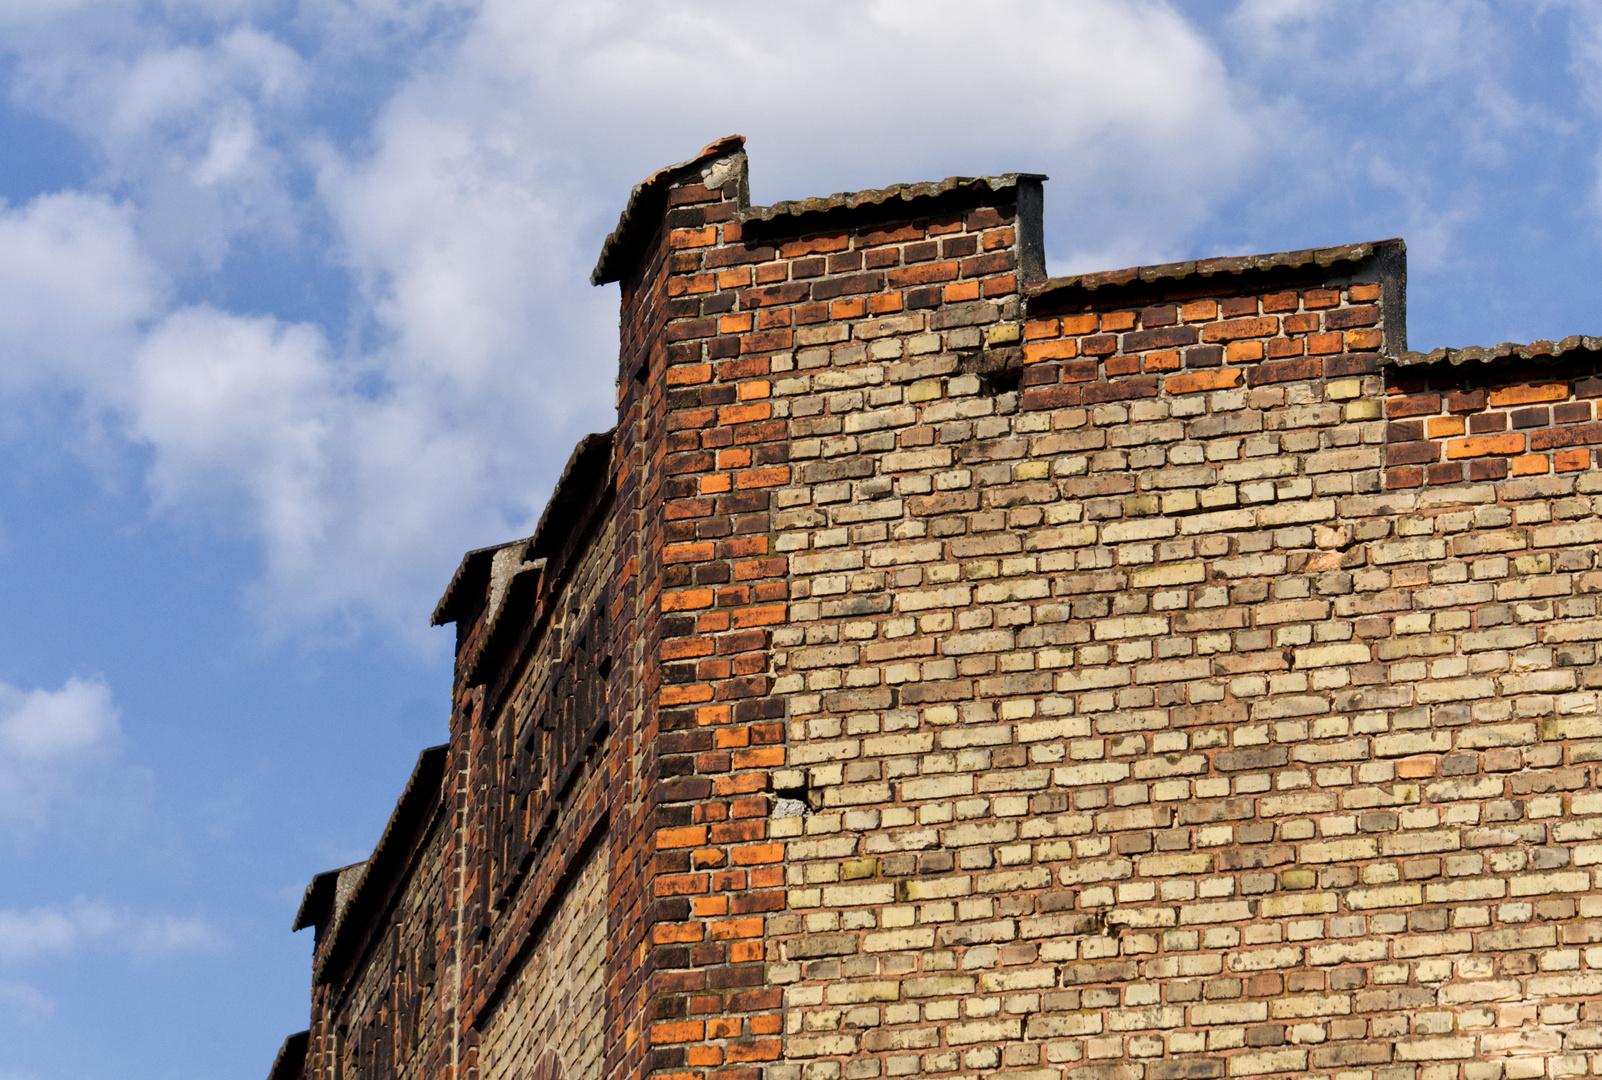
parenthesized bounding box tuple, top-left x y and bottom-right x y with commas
(266, 135, 1602, 1080)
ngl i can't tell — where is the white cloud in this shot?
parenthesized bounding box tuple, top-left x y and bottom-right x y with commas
(0, 981, 52, 1026)
(0, 0, 1275, 637)
(0, 192, 160, 394)
(10, 24, 308, 267)
(0, 677, 120, 828)
(0, 901, 216, 964)
(436, 0, 1266, 265)
(0, 677, 117, 759)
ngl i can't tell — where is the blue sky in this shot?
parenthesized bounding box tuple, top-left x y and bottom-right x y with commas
(1, 1, 1600, 1076)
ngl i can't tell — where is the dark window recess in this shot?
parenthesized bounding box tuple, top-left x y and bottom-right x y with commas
(486, 603, 612, 911)
(959, 345, 1023, 397)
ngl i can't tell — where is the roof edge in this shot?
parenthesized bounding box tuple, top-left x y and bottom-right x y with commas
(292, 861, 364, 933)
(314, 744, 448, 986)
(266, 1030, 309, 1080)
(591, 134, 746, 286)
(432, 431, 614, 629)
(1029, 238, 1404, 299)
(1388, 335, 1602, 368)
(740, 172, 1046, 233)
(529, 430, 614, 560)
(431, 539, 524, 627)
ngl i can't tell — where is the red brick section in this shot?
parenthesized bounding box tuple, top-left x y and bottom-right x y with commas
(1020, 283, 1385, 414)
(640, 153, 1032, 1080)
(605, 152, 677, 1080)
(1384, 366, 1602, 489)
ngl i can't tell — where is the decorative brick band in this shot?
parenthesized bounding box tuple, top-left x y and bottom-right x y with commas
(1386, 365, 1602, 488)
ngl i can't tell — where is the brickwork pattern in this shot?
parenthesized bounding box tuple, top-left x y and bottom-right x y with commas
(480, 844, 609, 1080)
(1386, 365, 1602, 488)
(306, 797, 452, 1080)
(276, 141, 1602, 1080)
(756, 272, 1602, 1080)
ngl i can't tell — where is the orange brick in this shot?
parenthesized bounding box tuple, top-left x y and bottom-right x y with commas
(1024, 339, 1077, 363)
(869, 292, 903, 314)
(720, 535, 769, 557)
(699, 474, 732, 494)
(657, 826, 708, 850)
(686, 1047, 724, 1068)
(666, 364, 713, 386)
(1349, 283, 1381, 301)
(1488, 382, 1569, 407)
(1201, 316, 1279, 343)
(692, 896, 728, 917)
(981, 272, 1015, 297)
(1307, 332, 1343, 355)
(735, 467, 789, 489)
(943, 280, 979, 302)
(1511, 454, 1549, 476)
(830, 297, 867, 320)
(981, 226, 1015, 250)
(661, 638, 714, 660)
(655, 873, 710, 897)
(661, 684, 714, 706)
(1304, 288, 1340, 308)
(1025, 318, 1059, 340)
(889, 261, 958, 288)
(718, 313, 752, 334)
(1144, 350, 1181, 373)
(670, 226, 716, 249)
(737, 380, 770, 400)
(1425, 416, 1464, 438)
(1346, 328, 1382, 350)
(709, 917, 763, 940)
(1061, 314, 1098, 335)
(1180, 300, 1217, 322)
(693, 849, 726, 871)
(716, 268, 751, 289)
(731, 843, 784, 865)
(706, 1017, 741, 1039)
(1445, 433, 1525, 459)
(718, 402, 771, 425)
(1226, 340, 1264, 364)
(696, 704, 732, 725)
(1101, 311, 1136, 332)
(1166, 369, 1243, 395)
(713, 727, 750, 750)
(731, 747, 784, 770)
(716, 448, 752, 470)
(663, 589, 716, 612)
(779, 234, 848, 257)
(651, 1020, 705, 1044)
(724, 1039, 781, 1063)
(667, 273, 714, 298)
(1555, 448, 1591, 471)
(663, 542, 715, 564)
(732, 605, 786, 628)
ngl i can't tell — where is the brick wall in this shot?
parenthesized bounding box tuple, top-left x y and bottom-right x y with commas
(1386, 361, 1602, 487)
(272, 139, 1602, 1080)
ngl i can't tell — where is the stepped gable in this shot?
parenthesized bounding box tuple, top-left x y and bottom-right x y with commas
(267, 137, 1602, 1080)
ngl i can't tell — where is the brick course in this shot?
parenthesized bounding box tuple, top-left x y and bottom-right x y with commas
(269, 137, 1602, 1080)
